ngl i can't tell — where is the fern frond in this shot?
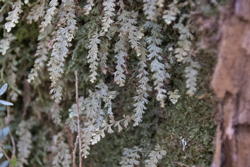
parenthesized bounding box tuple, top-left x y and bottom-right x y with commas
(99, 40, 109, 74)
(173, 19, 193, 62)
(133, 55, 150, 126)
(28, 37, 50, 83)
(87, 32, 100, 83)
(84, 0, 94, 15)
(118, 10, 143, 55)
(120, 146, 142, 167)
(26, 0, 45, 23)
(174, 16, 199, 95)
(0, 33, 15, 55)
(50, 103, 62, 125)
(102, 0, 116, 33)
(40, 0, 59, 33)
(143, 0, 158, 21)
(145, 21, 169, 107)
(184, 57, 200, 96)
(4, 0, 23, 32)
(68, 83, 118, 158)
(163, 0, 180, 25)
(144, 144, 166, 167)
(168, 89, 180, 104)
(16, 120, 34, 167)
(51, 133, 72, 167)
(48, 0, 77, 103)
(114, 37, 127, 87)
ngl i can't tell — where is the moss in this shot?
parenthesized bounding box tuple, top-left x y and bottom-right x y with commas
(83, 91, 215, 167)
(83, 64, 215, 167)
(14, 22, 39, 44)
(82, 32, 217, 166)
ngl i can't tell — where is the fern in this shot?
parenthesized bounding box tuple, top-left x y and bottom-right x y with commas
(48, 0, 77, 103)
(102, 0, 116, 33)
(168, 89, 180, 104)
(51, 133, 71, 167)
(163, 0, 180, 25)
(99, 40, 109, 74)
(174, 16, 199, 95)
(143, 0, 158, 21)
(80, 83, 117, 157)
(114, 37, 128, 87)
(67, 96, 85, 132)
(145, 21, 169, 108)
(4, 0, 23, 32)
(28, 37, 50, 83)
(68, 83, 117, 157)
(40, 0, 59, 33)
(184, 57, 200, 96)
(67, 82, 133, 158)
(0, 33, 15, 55)
(113, 10, 143, 86)
(157, 0, 164, 8)
(144, 144, 166, 167)
(50, 103, 62, 125)
(0, 1, 205, 166)
(173, 17, 193, 62)
(26, 0, 45, 24)
(120, 146, 142, 167)
(118, 10, 143, 56)
(133, 54, 150, 126)
(87, 32, 100, 83)
(84, 0, 95, 15)
(16, 120, 34, 167)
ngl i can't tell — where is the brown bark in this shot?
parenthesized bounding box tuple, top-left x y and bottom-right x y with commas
(211, 0, 250, 167)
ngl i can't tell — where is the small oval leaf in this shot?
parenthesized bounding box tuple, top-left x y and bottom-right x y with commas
(0, 161, 9, 167)
(0, 100, 13, 106)
(0, 84, 8, 96)
(0, 127, 10, 141)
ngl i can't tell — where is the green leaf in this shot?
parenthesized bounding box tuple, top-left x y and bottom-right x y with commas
(10, 156, 17, 166)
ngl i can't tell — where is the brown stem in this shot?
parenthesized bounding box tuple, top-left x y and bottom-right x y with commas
(74, 71, 83, 167)
(72, 136, 78, 167)
(0, 144, 11, 162)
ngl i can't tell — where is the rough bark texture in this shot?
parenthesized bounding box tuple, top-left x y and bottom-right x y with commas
(211, 0, 250, 167)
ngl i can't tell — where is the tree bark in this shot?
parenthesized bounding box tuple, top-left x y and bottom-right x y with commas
(211, 0, 250, 167)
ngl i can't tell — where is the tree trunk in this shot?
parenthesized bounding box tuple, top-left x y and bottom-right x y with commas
(211, 0, 250, 167)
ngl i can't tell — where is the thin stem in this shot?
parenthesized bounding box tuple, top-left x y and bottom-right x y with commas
(6, 107, 16, 159)
(0, 145, 10, 161)
(74, 71, 82, 167)
(72, 136, 78, 167)
(9, 132, 16, 158)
